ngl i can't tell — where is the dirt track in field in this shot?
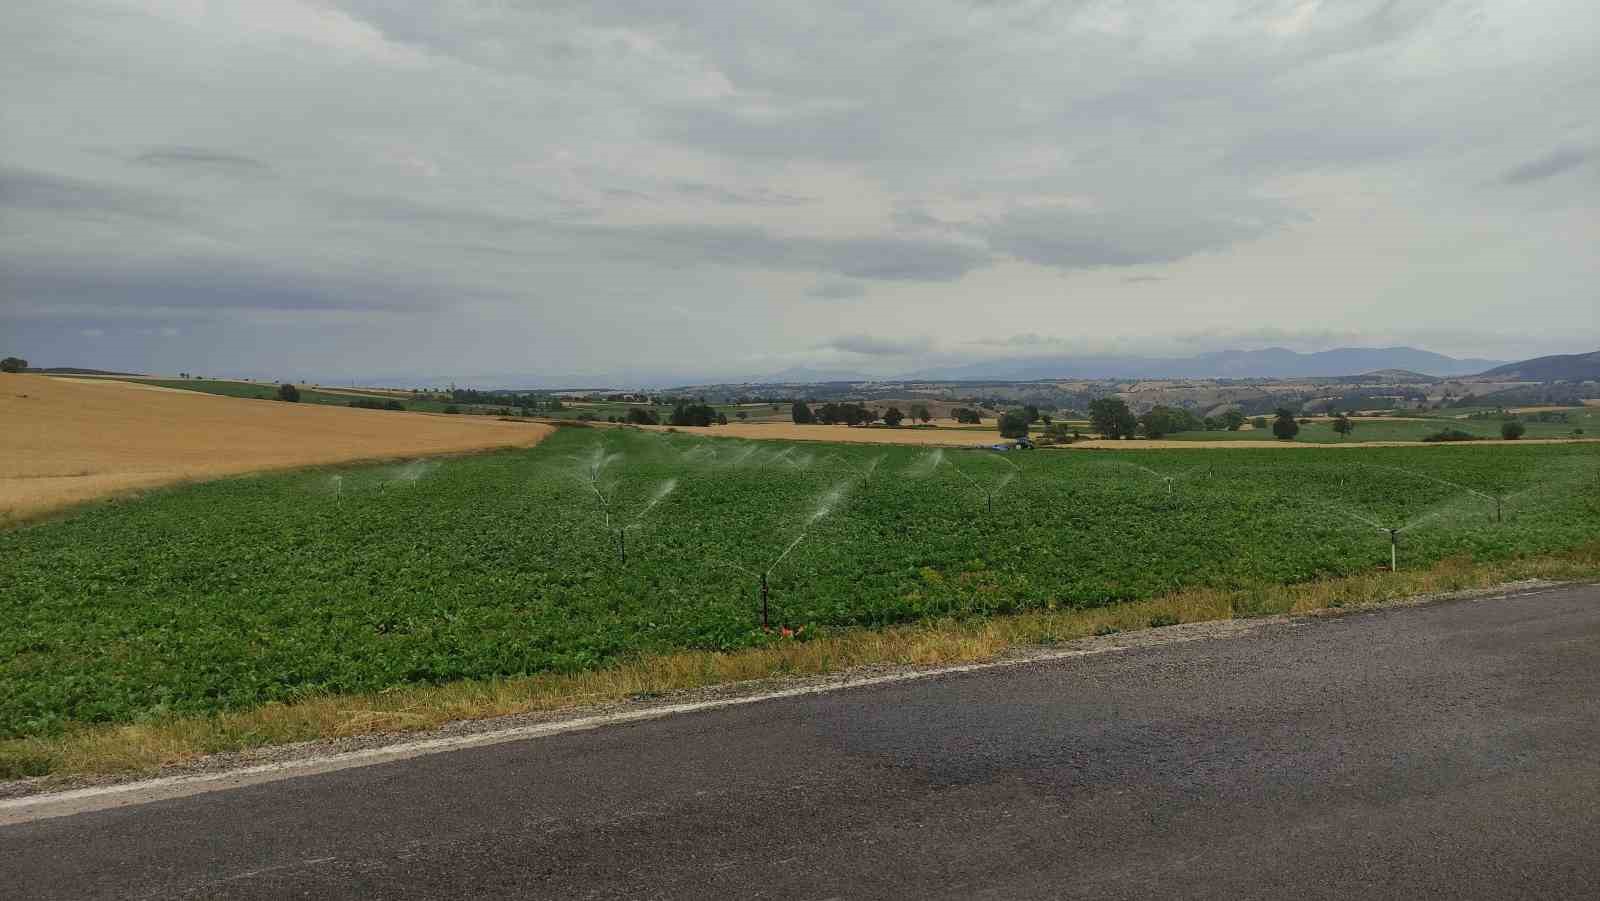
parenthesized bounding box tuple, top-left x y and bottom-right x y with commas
(1, 375, 552, 521)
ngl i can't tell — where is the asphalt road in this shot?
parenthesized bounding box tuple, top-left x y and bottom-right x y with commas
(5, 585, 1599, 899)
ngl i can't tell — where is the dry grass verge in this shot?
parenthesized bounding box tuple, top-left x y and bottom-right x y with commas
(4, 544, 1598, 783)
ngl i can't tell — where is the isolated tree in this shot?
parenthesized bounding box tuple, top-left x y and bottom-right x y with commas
(1088, 397, 1136, 439)
(277, 383, 301, 402)
(998, 410, 1031, 439)
(0, 356, 27, 373)
(1501, 420, 1526, 440)
(790, 400, 815, 424)
(1271, 408, 1300, 441)
(910, 403, 932, 424)
(1251, 416, 1268, 430)
(1332, 415, 1355, 439)
(1223, 410, 1246, 431)
(883, 406, 905, 427)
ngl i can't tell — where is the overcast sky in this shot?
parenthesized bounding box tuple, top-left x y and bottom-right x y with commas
(3, 0, 1597, 383)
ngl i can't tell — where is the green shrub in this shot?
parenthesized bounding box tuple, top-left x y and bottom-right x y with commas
(1423, 429, 1481, 443)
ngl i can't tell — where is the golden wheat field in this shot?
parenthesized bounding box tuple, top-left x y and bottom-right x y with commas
(0, 374, 552, 520)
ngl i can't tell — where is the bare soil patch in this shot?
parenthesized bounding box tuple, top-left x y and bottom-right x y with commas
(1, 375, 552, 520)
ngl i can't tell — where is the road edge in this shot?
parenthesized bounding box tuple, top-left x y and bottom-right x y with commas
(0, 578, 1568, 826)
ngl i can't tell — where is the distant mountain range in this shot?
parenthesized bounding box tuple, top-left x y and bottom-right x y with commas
(1477, 350, 1600, 381)
(95, 346, 1580, 391)
(890, 347, 1507, 382)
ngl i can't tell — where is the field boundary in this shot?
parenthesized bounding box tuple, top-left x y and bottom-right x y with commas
(0, 578, 1578, 823)
(2, 439, 553, 530)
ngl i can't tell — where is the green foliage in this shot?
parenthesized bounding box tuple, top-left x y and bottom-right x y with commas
(791, 401, 815, 424)
(1137, 405, 1201, 439)
(1272, 408, 1300, 441)
(669, 402, 718, 427)
(1333, 415, 1355, 438)
(1501, 420, 1527, 440)
(2, 430, 1596, 739)
(276, 383, 301, 403)
(1089, 398, 1137, 439)
(998, 410, 1030, 439)
(626, 408, 661, 425)
(1223, 410, 1246, 431)
(951, 407, 983, 425)
(883, 406, 905, 427)
(0, 356, 27, 373)
(813, 402, 876, 426)
(1423, 429, 1481, 443)
(910, 403, 932, 424)
(348, 398, 406, 411)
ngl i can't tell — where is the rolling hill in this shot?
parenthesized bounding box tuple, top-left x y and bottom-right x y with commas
(902, 347, 1505, 381)
(1476, 350, 1600, 381)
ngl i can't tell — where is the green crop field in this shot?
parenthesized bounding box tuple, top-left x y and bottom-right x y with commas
(127, 379, 463, 412)
(3, 428, 1599, 741)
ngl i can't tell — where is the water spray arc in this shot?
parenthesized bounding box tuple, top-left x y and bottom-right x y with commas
(577, 443, 678, 567)
(712, 483, 848, 627)
(945, 455, 1015, 515)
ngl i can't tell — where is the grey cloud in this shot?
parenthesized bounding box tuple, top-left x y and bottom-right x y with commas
(808, 279, 867, 300)
(1223, 127, 1433, 174)
(132, 146, 270, 173)
(824, 335, 934, 356)
(2, 254, 442, 314)
(983, 206, 1277, 270)
(320, 193, 989, 282)
(1498, 147, 1592, 185)
(672, 181, 809, 206)
(583, 224, 990, 281)
(0, 166, 183, 222)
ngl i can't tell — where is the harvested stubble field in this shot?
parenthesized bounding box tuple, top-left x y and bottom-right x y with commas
(0, 374, 552, 521)
(3, 425, 1599, 768)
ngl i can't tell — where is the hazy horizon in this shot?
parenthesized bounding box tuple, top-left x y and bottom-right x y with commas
(4, 1, 1598, 380)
